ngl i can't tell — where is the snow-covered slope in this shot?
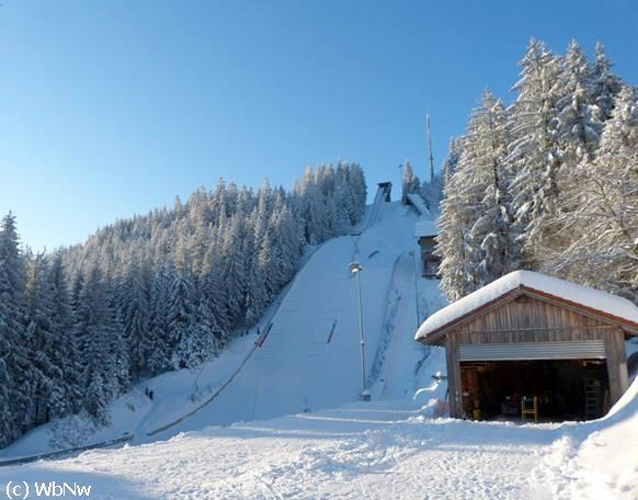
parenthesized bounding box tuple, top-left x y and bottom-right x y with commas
(533, 378, 638, 500)
(1, 196, 637, 499)
(148, 200, 432, 437)
(2, 198, 445, 458)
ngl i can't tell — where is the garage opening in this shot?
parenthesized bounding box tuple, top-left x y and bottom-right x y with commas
(460, 359, 610, 422)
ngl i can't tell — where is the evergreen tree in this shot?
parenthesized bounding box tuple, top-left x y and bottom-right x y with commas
(168, 270, 198, 369)
(0, 213, 30, 438)
(24, 253, 63, 425)
(548, 86, 638, 301)
(147, 263, 172, 374)
(0, 163, 369, 448)
(401, 160, 421, 202)
(48, 253, 79, 416)
(506, 39, 564, 267)
(73, 266, 117, 421)
(590, 42, 623, 124)
(121, 258, 151, 382)
(462, 91, 518, 288)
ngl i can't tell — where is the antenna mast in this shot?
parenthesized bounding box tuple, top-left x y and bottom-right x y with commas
(426, 112, 435, 182)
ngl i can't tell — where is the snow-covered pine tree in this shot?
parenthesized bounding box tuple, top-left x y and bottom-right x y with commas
(547, 86, 638, 301)
(48, 252, 80, 416)
(0, 164, 370, 449)
(442, 138, 462, 182)
(506, 39, 565, 268)
(244, 210, 268, 326)
(349, 164, 367, 224)
(24, 252, 63, 426)
(0, 357, 14, 447)
(437, 140, 478, 301)
(401, 160, 421, 203)
(221, 212, 247, 322)
(73, 266, 114, 422)
(590, 42, 623, 125)
(461, 91, 518, 290)
(0, 213, 31, 439)
(555, 40, 602, 167)
(168, 269, 199, 369)
(147, 262, 172, 374)
(120, 257, 151, 382)
(269, 200, 302, 290)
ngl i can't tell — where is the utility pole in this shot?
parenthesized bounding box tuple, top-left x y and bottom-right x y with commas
(398, 163, 404, 203)
(349, 262, 370, 401)
(426, 112, 435, 182)
(410, 250, 421, 328)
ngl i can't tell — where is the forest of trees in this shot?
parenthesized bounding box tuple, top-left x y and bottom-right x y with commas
(437, 39, 637, 305)
(0, 163, 367, 448)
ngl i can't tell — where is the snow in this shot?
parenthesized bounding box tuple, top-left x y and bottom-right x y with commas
(3, 385, 636, 499)
(414, 219, 438, 238)
(533, 378, 638, 499)
(1, 203, 637, 499)
(405, 193, 431, 218)
(416, 269, 638, 341)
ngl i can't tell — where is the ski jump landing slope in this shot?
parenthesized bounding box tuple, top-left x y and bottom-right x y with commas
(152, 200, 433, 438)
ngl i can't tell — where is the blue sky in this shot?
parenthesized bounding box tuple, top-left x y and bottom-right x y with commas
(1, 1, 636, 251)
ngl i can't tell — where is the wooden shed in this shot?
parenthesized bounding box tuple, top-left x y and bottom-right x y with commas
(415, 271, 638, 421)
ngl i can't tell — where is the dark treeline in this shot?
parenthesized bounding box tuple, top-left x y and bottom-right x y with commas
(0, 163, 367, 447)
(436, 39, 637, 304)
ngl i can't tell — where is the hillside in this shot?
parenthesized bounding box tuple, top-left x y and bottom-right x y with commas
(1, 193, 636, 499)
(1, 192, 445, 455)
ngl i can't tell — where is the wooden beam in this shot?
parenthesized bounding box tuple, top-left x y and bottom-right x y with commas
(457, 325, 617, 335)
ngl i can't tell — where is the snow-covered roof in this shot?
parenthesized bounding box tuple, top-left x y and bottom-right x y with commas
(415, 270, 638, 342)
(415, 220, 438, 238)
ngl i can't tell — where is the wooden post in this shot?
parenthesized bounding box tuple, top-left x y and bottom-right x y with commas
(605, 329, 629, 404)
(446, 336, 462, 418)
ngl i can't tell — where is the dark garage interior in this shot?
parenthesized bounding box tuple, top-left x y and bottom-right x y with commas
(460, 359, 610, 422)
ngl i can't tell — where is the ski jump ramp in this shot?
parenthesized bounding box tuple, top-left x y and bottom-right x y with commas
(151, 201, 431, 438)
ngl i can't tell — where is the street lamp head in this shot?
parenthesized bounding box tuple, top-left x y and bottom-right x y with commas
(349, 262, 362, 274)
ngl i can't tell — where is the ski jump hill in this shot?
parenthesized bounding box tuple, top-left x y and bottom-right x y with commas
(3, 186, 637, 500)
(1, 185, 447, 458)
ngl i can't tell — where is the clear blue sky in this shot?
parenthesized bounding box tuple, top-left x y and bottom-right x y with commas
(1, 1, 636, 251)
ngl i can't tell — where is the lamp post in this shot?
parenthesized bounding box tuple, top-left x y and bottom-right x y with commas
(349, 262, 370, 401)
(398, 163, 404, 203)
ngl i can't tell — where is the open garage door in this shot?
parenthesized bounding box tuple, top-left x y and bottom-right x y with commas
(459, 340, 606, 362)
(458, 341, 611, 422)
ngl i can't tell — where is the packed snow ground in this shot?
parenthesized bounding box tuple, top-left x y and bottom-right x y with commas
(1, 197, 637, 499)
(1, 379, 636, 499)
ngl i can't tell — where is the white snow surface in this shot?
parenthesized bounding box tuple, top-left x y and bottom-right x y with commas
(1, 380, 636, 499)
(2, 202, 637, 499)
(414, 219, 438, 238)
(416, 269, 638, 341)
(405, 193, 431, 219)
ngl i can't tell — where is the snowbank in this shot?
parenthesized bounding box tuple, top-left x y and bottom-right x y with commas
(533, 378, 638, 499)
(416, 270, 638, 341)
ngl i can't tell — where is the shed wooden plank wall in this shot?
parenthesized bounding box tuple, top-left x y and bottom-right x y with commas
(454, 296, 615, 344)
(445, 294, 630, 417)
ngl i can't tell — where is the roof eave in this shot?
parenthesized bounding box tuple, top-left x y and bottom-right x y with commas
(415, 283, 638, 344)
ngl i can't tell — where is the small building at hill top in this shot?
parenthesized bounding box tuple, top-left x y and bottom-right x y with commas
(415, 270, 638, 421)
(414, 220, 439, 279)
